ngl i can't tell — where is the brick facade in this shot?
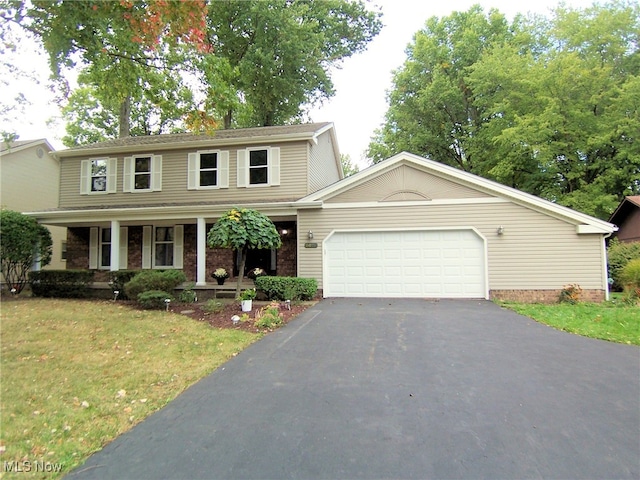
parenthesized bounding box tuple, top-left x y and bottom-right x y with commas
(490, 289, 606, 304)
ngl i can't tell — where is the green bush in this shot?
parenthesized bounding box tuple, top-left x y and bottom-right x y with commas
(202, 299, 224, 314)
(178, 283, 197, 303)
(254, 276, 317, 301)
(254, 305, 283, 329)
(29, 270, 95, 298)
(607, 239, 640, 290)
(620, 258, 640, 293)
(124, 270, 186, 300)
(137, 290, 174, 310)
(108, 270, 139, 300)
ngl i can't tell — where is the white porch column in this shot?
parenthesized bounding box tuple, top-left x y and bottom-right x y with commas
(110, 220, 120, 271)
(196, 217, 207, 286)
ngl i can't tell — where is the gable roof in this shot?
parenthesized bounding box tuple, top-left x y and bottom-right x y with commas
(54, 122, 336, 158)
(297, 151, 616, 234)
(0, 138, 55, 156)
(609, 196, 640, 225)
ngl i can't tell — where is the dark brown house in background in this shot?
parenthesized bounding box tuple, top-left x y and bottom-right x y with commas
(609, 196, 640, 243)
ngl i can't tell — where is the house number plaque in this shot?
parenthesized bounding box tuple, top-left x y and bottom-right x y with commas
(304, 242, 318, 248)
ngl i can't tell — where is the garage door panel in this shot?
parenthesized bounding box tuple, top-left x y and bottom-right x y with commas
(325, 230, 485, 298)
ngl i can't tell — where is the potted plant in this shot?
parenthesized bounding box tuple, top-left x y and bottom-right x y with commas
(212, 268, 229, 285)
(247, 267, 267, 281)
(238, 288, 257, 312)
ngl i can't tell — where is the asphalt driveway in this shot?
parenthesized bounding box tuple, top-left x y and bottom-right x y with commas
(67, 298, 639, 479)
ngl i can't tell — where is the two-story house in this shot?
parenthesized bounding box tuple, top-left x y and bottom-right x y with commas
(30, 122, 616, 302)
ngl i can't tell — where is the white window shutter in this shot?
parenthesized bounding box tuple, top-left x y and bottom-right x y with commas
(173, 225, 184, 269)
(89, 227, 98, 269)
(142, 226, 152, 269)
(123, 157, 133, 192)
(80, 160, 90, 195)
(219, 151, 229, 188)
(188, 153, 198, 190)
(119, 227, 128, 269)
(270, 147, 280, 186)
(152, 155, 162, 191)
(107, 158, 117, 193)
(237, 149, 248, 187)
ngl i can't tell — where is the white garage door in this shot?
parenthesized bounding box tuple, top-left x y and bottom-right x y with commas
(324, 230, 486, 298)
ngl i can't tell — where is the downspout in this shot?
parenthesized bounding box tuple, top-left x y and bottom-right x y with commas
(602, 232, 613, 301)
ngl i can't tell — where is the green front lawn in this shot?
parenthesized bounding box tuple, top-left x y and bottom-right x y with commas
(501, 296, 639, 345)
(0, 298, 260, 479)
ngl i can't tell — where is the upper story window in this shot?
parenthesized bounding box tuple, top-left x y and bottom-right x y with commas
(80, 158, 117, 194)
(187, 150, 229, 190)
(124, 154, 162, 192)
(237, 147, 280, 188)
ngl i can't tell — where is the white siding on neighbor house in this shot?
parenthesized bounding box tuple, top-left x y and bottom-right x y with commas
(298, 201, 605, 292)
(325, 164, 492, 203)
(58, 141, 310, 209)
(1, 143, 67, 269)
(308, 130, 341, 193)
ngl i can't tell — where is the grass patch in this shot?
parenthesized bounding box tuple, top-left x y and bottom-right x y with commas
(501, 297, 640, 345)
(0, 298, 259, 478)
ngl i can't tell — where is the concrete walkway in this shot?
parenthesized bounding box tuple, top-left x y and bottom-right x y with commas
(66, 298, 640, 479)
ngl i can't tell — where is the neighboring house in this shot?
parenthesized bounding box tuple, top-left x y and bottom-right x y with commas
(609, 196, 640, 243)
(28, 123, 616, 302)
(0, 139, 67, 270)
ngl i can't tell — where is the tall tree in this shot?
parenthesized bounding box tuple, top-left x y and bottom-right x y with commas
(368, 2, 639, 219)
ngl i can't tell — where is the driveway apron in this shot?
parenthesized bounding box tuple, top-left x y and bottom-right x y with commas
(66, 298, 639, 479)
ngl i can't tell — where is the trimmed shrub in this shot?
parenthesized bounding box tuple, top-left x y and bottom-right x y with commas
(124, 270, 187, 300)
(254, 276, 317, 301)
(108, 270, 139, 300)
(137, 290, 174, 310)
(29, 270, 95, 298)
(608, 239, 640, 290)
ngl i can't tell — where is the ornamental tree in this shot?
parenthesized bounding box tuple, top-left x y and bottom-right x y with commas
(0, 209, 52, 294)
(206, 208, 282, 296)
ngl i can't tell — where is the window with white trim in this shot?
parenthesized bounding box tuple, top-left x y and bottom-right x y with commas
(142, 225, 183, 269)
(124, 155, 162, 192)
(187, 150, 229, 189)
(154, 227, 174, 267)
(237, 147, 280, 187)
(100, 228, 111, 268)
(80, 158, 117, 194)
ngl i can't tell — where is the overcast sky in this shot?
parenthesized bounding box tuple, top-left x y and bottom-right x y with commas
(6, 0, 594, 167)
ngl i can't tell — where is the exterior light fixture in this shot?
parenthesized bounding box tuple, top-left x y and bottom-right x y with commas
(231, 315, 240, 325)
(281, 229, 288, 236)
(164, 298, 171, 311)
(113, 290, 120, 301)
(497, 226, 505, 235)
(308, 230, 314, 240)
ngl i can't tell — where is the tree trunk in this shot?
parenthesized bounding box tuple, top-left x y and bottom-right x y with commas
(235, 247, 247, 298)
(118, 96, 131, 138)
(224, 109, 233, 129)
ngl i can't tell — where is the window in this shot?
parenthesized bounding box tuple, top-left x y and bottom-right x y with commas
(124, 155, 162, 192)
(249, 149, 268, 185)
(100, 228, 111, 268)
(187, 151, 229, 190)
(154, 227, 174, 267)
(80, 158, 117, 194)
(91, 159, 107, 192)
(61, 241, 67, 261)
(237, 147, 280, 187)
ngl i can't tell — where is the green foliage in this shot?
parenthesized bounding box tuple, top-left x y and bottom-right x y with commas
(559, 284, 583, 304)
(254, 304, 283, 329)
(607, 239, 640, 290)
(124, 270, 186, 300)
(1, 209, 53, 294)
(29, 270, 95, 298)
(178, 283, 197, 303)
(108, 270, 139, 300)
(368, 3, 640, 219)
(137, 290, 174, 310)
(238, 288, 257, 301)
(202, 299, 225, 314)
(340, 154, 360, 177)
(255, 276, 318, 301)
(620, 258, 640, 292)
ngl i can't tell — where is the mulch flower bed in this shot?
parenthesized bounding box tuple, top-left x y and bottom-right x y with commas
(168, 300, 314, 333)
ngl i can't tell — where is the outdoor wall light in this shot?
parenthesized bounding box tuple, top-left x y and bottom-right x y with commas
(497, 226, 505, 235)
(281, 229, 288, 236)
(308, 230, 314, 240)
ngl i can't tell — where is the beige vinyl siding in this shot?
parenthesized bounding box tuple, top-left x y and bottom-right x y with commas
(298, 202, 605, 291)
(308, 130, 341, 193)
(59, 141, 310, 208)
(325, 165, 491, 203)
